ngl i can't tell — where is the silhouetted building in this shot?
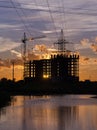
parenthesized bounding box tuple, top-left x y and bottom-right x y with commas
(24, 54, 79, 82)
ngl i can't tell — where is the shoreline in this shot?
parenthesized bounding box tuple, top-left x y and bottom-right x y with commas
(0, 79, 97, 96)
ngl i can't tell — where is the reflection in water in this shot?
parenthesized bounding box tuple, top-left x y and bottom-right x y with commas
(0, 95, 97, 130)
(56, 106, 78, 130)
(79, 106, 97, 130)
(21, 99, 78, 130)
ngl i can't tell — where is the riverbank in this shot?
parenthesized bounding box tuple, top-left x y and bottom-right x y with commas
(0, 78, 97, 96)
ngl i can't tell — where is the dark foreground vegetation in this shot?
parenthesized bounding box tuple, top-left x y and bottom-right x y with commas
(0, 91, 12, 109)
(0, 78, 97, 96)
(0, 78, 97, 109)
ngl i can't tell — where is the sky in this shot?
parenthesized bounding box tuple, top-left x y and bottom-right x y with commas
(0, 0, 97, 81)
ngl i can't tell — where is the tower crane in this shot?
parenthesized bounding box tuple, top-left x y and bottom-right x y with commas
(22, 32, 46, 61)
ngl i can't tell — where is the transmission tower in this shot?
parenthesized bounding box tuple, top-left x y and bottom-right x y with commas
(22, 32, 27, 61)
(54, 29, 69, 53)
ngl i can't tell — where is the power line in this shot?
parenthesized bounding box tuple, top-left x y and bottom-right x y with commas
(0, 4, 97, 16)
(0, 1, 97, 40)
(32, 0, 55, 44)
(9, 0, 32, 36)
(7, 1, 97, 12)
(15, 0, 33, 36)
(46, 0, 59, 39)
(0, 3, 96, 30)
(60, 0, 71, 42)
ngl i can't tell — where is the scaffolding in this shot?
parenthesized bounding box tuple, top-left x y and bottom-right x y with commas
(24, 53, 79, 82)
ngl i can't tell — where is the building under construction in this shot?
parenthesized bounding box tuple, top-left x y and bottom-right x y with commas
(23, 30, 79, 83)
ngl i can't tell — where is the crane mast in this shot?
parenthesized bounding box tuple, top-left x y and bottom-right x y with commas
(22, 32, 46, 61)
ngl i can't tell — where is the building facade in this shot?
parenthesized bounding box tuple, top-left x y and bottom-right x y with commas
(24, 54, 79, 82)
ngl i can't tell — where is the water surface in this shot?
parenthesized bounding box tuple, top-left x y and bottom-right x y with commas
(0, 95, 97, 130)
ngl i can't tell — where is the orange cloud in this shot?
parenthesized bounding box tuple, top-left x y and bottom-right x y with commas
(91, 44, 97, 52)
(80, 39, 89, 46)
(80, 56, 97, 65)
(27, 52, 40, 60)
(34, 44, 48, 53)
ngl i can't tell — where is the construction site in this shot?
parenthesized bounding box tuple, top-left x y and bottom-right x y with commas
(23, 30, 79, 83)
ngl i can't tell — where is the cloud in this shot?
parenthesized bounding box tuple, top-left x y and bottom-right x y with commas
(83, 57, 89, 61)
(79, 56, 89, 65)
(1, 0, 97, 43)
(0, 59, 4, 67)
(75, 38, 91, 51)
(0, 24, 21, 29)
(79, 56, 97, 65)
(27, 52, 40, 60)
(42, 30, 57, 34)
(0, 37, 21, 52)
(88, 37, 97, 53)
(34, 44, 48, 53)
(1, 0, 97, 60)
(80, 39, 89, 46)
(27, 44, 59, 60)
(1, 59, 11, 68)
(91, 44, 97, 53)
(75, 37, 97, 54)
(11, 59, 23, 66)
(0, 57, 23, 68)
(10, 50, 22, 58)
(27, 44, 50, 60)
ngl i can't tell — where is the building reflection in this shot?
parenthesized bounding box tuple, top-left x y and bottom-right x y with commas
(20, 96, 79, 130)
(57, 106, 79, 130)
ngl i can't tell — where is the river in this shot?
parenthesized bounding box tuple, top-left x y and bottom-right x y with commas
(0, 95, 97, 130)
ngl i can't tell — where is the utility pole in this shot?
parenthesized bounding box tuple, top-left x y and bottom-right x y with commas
(12, 61, 15, 81)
